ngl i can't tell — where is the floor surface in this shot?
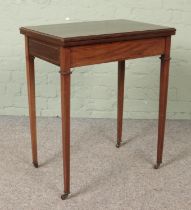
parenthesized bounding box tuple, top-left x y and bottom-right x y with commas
(0, 116, 191, 210)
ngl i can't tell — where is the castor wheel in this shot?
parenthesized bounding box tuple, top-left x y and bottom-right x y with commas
(154, 162, 161, 169)
(116, 142, 121, 148)
(61, 193, 69, 200)
(33, 161, 38, 168)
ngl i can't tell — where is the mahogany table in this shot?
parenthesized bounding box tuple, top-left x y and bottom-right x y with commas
(20, 19, 176, 200)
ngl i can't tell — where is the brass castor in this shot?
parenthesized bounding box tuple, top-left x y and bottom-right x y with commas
(61, 193, 69, 200)
(33, 161, 38, 168)
(116, 142, 121, 148)
(154, 162, 161, 169)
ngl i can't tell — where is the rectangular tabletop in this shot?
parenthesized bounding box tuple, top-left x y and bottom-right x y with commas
(20, 19, 176, 46)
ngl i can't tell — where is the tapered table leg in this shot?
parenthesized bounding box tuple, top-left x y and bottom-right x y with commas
(25, 36, 38, 168)
(155, 37, 171, 169)
(116, 60, 125, 148)
(60, 48, 71, 200)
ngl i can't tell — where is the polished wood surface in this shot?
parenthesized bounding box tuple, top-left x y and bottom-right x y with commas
(25, 37, 166, 67)
(25, 36, 38, 168)
(155, 37, 171, 169)
(60, 48, 71, 198)
(29, 39, 59, 65)
(70, 37, 165, 67)
(117, 61, 125, 148)
(20, 19, 176, 200)
(20, 19, 175, 46)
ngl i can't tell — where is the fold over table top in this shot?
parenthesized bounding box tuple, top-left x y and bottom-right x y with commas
(20, 19, 176, 47)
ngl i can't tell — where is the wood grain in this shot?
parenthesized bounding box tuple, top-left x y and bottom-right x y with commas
(156, 36, 171, 167)
(25, 36, 38, 168)
(60, 47, 71, 195)
(20, 19, 176, 47)
(29, 39, 60, 65)
(70, 38, 165, 67)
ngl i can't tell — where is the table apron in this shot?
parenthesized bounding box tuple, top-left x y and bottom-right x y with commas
(28, 37, 166, 67)
(29, 39, 60, 65)
(70, 37, 165, 67)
